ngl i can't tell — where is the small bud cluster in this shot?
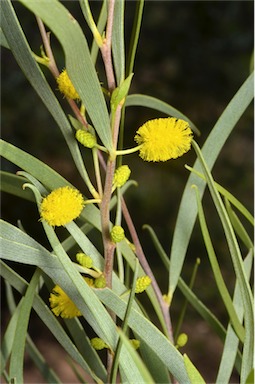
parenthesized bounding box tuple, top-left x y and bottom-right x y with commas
(135, 276, 152, 293)
(94, 275, 106, 288)
(76, 252, 105, 287)
(130, 339, 140, 350)
(111, 225, 125, 243)
(90, 337, 109, 351)
(76, 129, 97, 148)
(76, 253, 93, 268)
(113, 165, 131, 188)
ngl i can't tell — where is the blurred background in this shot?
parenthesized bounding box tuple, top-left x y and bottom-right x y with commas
(1, 1, 254, 382)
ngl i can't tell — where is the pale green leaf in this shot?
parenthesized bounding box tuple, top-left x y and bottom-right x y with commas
(192, 140, 254, 383)
(9, 268, 41, 384)
(1, 300, 22, 376)
(126, 0, 145, 76)
(112, 0, 125, 84)
(225, 199, 254, 250)
(0, 27, 9, 48)
(168, 72, 254, 301)
(0, 0, 93, 184)
(185, 165, 254, 226)
(118, 330, 155, 384)
(125, 93, 200, 135)
(96, 288, 190, 383)
(26, 335, 61, 384)
(1, 260, 107, 382)
(183, 354, 206, 384)
(19, 0, 112, 150)
(110, 259, 140, 383)
(1, 171, 34, 202)
(216, 251, 253, 383)
(193, 184, 245, 342)
(111, 73, 134, 111)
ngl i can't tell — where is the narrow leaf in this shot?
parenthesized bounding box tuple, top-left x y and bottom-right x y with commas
(112, 0, 125, 84)
(168, 72, 253, 300)
(192, 140, 254, 383)
(9, 268, 41, 383)
(193, 184, 245, 342)
(0, 0, 93, 182)
(183, 354, 206, 384)
(216, 251, 253, 383)
(125, 93, 200, 135)
(19, 0, 112, 150)
(118, 330, 155, 384)
(185, 165, 254, 226)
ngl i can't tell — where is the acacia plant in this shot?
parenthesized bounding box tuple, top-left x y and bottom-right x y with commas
(1, 1, 254, 383)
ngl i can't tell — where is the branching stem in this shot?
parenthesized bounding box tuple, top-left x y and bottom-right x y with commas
(36, 16, 89, 128)
(100, 0, 116, 92)
(121, 197, 174, 343)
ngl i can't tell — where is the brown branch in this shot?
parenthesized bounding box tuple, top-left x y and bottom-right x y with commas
(100, 0, 116, 92)
(121, 197, 174, 343)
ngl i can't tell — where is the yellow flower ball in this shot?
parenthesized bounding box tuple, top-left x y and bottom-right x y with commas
(49, 277, 93, 318)
(40, 186, 84, 226)
(49, 285, 82, 318)
(56, 69, 80, 100)
(113, 165, 131, 188)
(134, 117, 193, 162)
(135, 275, 152, 293)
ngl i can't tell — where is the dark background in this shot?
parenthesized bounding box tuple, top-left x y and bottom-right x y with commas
(1, 1, 254, 383)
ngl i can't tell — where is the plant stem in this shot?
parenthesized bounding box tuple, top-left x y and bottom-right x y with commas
(100, 0, 116, 92)
(36, 16, 59, 77)
(121, 197, 174, 343)
(101, 105, 122, 288)
(36, 17, 89, 129)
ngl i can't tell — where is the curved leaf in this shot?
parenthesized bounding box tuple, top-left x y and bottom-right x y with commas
(9, 269, 41, 384)
(0, 0, 95, 186)
(125, 93, 200, 135)
(19, 0, 112, 150)
(168, 72, 254, 300)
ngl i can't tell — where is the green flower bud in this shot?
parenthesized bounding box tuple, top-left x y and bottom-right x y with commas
(135, 276, 151, 293)
(90, 337, 108, 350)
(176, 333, 188, 348)
(94, 275, 106, 288)
(76, 129, 97, 148)
(76, 252, 93, 268)
(130, 339, 140, 350)
(113, 165, 131, 188)
(111, 225, 125, 243)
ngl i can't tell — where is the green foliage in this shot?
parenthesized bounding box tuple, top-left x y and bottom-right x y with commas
(1, 1, 253, 383)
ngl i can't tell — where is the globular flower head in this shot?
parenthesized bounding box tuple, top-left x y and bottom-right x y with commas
(113, 165, 131, 188)
(111, 225, 125, 243)
(40, 186, 84, 226)
(135, 275, 152, 293)
(94, 274, 106, 288)
(90, 337, 109, 350)
(49, 285, 82, 318)
(134, 117, 193, 162)
(49, 277, 93, 318)
(56, 69, 80, 100)
(76, 129, 97, 149)
(130, 339, 140, 350)
(76, 252, 93, 268)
